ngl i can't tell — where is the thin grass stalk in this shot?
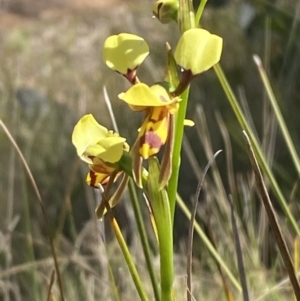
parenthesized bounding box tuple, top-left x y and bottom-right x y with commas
(243, 131, 300, 300)
(95, 208, 121, 301)
(263, 16, 271, 77)
(194, 105, 229, 214)
(228, 195, 249, 301)
(176, 194, 242, 292)
(5, 64, 16, 225)
(107, 257, 121, 301)
(128, 178, 160, 301)
(55, 158, 80, 239)
(253, 55, 300, 176)
(0, 257, 66, 279)
(237, 86, 258, 142)
(279, 3, 300, 82)
(182, 134, 202, 179)
(215, 112, 237, 195)
(7, 113, 16, 224)
(109, 211, 150, 301)
(205, 223, 235, 301)
(294, 237, 300, 301)
(255, 276, 300, 301)
(20, 173, 40, 300)
(46, 269, 55, 301)
(168, 86, 190, 224)
(9, 95, 39, 299)
(0, 120, 65, 301)
(213, 63, 300, 236)
(187, 150, 222, 301)
(261, 16, 273, 156)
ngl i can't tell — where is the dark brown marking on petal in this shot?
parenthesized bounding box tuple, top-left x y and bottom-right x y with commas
(148, 108, 168, 123)
(88, 171, 99, 188)
(159, 109, 167, 120)
(91, 162, 114, 174)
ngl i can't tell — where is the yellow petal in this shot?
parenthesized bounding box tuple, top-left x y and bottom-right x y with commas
(139, 108, 169, 159)
(118, 83, 173, 108)
(103, 33, 149, 74)
(72, 114, 108, 157)
(174, 28, 223, 75)
(184, 119, 195, 126)
(86, 171, 109, 188)
(72, 114, 127, 164)
(85, 136, 126, 163)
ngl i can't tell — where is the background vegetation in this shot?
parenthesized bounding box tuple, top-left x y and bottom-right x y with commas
(0, 0, 299, 300)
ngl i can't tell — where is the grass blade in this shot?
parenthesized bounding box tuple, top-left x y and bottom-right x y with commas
(0, 119, 65, 301)
(213, 63, 300, 236)
(228, 195, 249, 301)
(109, 212, 150, 301)
(243, 130, 300, 300)
(253, 54, 300, 177)
(176, 194, 242, 292)
(186, 150, 222, 301)
(128, 179, 160, 301)
(46, 269, 56, 301)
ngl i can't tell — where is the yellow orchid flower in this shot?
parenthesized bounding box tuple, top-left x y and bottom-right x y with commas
(119, 83, 179, 159)
(174, 28, 223, 75)
(103, 33, 149, 83)
(72, 114, 129, 187)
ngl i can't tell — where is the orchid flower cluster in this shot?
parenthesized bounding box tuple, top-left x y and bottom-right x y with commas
(72, 1, 223, 217)
(71, 1, 224, 300)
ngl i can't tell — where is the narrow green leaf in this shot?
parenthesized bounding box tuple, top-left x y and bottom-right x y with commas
(165, 43, 180, 88)
(146, 157, 174, 301)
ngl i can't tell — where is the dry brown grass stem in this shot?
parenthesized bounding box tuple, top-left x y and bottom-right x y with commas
(243, 130, 300, 301)
(187, 150, 222, 301)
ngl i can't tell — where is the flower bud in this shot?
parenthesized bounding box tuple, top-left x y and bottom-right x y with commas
(153, 0, 179, 24)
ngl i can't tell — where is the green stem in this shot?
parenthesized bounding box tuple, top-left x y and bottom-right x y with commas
(157, 197, 173, 301)
(195, 0, 208, 26)
(110, 212, 150, 301)
(128, 179, 160, 301)
(168, 0, 196, 225)
(213, 63, 300, 236)
(147, 158, 174, 301)
(168, 87, 190, 224)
